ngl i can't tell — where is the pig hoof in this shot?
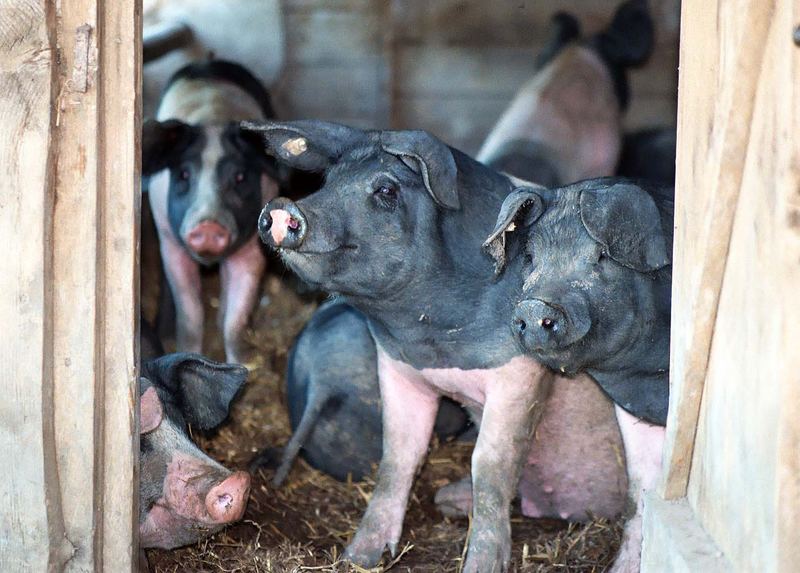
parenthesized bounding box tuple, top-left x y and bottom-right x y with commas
(344, 522, 401, 568)
(462, 521, 511, 573)
(434, 476, 473, 518)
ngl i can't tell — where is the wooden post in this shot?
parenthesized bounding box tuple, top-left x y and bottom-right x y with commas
(0, 0, 140, 571)
(643, 0, 799, 570)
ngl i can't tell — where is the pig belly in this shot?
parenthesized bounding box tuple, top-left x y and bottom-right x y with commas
(520, 374, 628, 521)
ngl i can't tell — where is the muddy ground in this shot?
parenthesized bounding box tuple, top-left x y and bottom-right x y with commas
(141, 236, 622, 572)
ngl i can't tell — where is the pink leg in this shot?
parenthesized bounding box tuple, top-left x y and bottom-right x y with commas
(610, 406, 665, 573)
(219, 235, 266, 364)
(463, 357, 553, 573)
(345, 348, 440, 567)
(160, 237, 204, 354)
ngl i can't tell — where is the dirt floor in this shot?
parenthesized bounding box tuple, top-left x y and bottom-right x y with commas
(142, 247, 623, 572)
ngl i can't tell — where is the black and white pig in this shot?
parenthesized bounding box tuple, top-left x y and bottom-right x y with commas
(139, 353, 250, 558)
(254, 300, 469, 486)
(143, 59, 280, 363)
(477, 0, 654, 187)
(484, 177, 672, 571)
(242, 119, 632, 572)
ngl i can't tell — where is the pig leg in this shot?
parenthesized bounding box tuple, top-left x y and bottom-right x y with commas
(160, 237, 204, 354)
(219, 236, 266, 364)
(462, 362, 554, 573)
(345, 350, 440, 567)
(609, 406, 665, 573)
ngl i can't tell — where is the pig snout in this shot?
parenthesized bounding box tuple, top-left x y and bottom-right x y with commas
(205, 470, 251, 523)
(258, 197, 306, 249)
(513, 297, 591, 351)
(185, 220, 231, 257)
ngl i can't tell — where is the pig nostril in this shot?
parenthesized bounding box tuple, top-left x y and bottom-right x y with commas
(540, 318, 556, 330)
(287, 217, 299, 230)
(513, 318, 527, 332)
(217, 493, 233, 511)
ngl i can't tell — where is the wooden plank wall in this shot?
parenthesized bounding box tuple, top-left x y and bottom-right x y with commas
(644, 0, 799, 570)
(144, 0, 680, 154)
(0, 1, 140, 571)
(277, 0, 680, 154)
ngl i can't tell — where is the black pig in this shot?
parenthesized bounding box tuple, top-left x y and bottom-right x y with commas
(484, 176, 672, 571)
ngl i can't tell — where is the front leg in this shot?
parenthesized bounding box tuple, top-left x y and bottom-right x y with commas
(219, 236, 266, 364)
(610, 406, 665, 573)
(464, 356, 554, 573)
(160, 238, 204, 354)
(345, 348, 439, 567)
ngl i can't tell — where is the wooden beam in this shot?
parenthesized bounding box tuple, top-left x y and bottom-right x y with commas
(0, 0, 139, 569)
(659, 0, 776, 499)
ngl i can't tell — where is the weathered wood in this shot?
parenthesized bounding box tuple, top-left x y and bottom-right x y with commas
(641, 492, 730, 572)
(0, 2, 63, 571)
(659, 0, 775, 500)
(0, 0, 139, 570)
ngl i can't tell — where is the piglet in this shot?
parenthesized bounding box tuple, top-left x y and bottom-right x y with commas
(139, 353, 250, 558)
(143, 59, 280, 363)
(477, 0, 654, 187)
(252, 300, 469, 486)
(484, 177, 672, 572)
(242, 118, 629, 572)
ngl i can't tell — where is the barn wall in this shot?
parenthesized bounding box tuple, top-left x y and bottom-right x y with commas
(0, 1, 140, 570)
(643, 0, 799, 570)
(144, 0, 680, 154)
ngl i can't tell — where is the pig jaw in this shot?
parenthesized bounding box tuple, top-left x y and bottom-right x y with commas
(139, 452, 250, 550)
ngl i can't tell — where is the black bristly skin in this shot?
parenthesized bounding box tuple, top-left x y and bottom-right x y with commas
(487, 177, 672, 425)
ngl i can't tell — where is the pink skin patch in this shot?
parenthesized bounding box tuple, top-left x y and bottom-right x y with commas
(269, 209, 298, 246)
(140, 387, 163, 434)
(139, 452, 251, 549)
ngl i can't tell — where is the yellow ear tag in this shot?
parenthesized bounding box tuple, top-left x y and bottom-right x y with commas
(282, 137, 308, 156)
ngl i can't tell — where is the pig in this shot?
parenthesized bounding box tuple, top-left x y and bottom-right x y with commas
(241, 118, 629, 572)
(142, 59, 280, 363)
(483, 177, 673, 571)
(252, 300, 470, 486)
(617, 127, 677, 185)
(139, 353, 250, 556)
(477, 0, 654, 187)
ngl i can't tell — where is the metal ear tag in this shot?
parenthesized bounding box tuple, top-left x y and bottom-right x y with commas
(282, 137, 308, 156)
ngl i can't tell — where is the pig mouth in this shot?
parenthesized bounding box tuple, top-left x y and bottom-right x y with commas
(280, 244, 358, 256)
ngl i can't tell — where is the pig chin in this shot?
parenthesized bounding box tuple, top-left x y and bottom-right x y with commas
(140, 504, 224, 550)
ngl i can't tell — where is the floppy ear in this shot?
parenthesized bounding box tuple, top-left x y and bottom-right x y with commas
(228, 123, 281, 181)
(141, 119, 199, 175)
(240, 119, 364, 173)
(146, 353, 248, 430)
(579, 182, 669, 272)
(140, 384, 164, 434)
(482, 187, 546, 275)
(380, 130, 460, 210)
(535, 12, 581, 70)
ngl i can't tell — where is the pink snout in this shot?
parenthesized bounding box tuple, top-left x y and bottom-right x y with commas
(185, 220, 231, 257)
(269, 209, 299, 246)
(204, 470, 251, 523)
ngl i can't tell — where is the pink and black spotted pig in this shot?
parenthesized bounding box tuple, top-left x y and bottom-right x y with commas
(143, 59, 280, 363)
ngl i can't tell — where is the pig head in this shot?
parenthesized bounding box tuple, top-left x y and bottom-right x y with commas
(139, 353, 250, 550)
(484, 178, 672, 425)
(477, 0, 654, 186)
(243, 119, 525, 370)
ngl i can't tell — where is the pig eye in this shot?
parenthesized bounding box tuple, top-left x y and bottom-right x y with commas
(234, 172, 245, 184)
(179, 169, 190, 181)
(372, 181, 399, 209)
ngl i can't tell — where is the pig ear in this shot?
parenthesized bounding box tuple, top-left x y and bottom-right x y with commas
(141, 119, 199, 175)
(579, 182, 669, 272)
(535, 12, 582, 69)
(240, 120, 364, 173)
(595, 0, 654, 67)
(149, 353, 248, 430)
(482, 187, 545, 275)
(380, 130, 460, 210)
(140, 385, 164, 434)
